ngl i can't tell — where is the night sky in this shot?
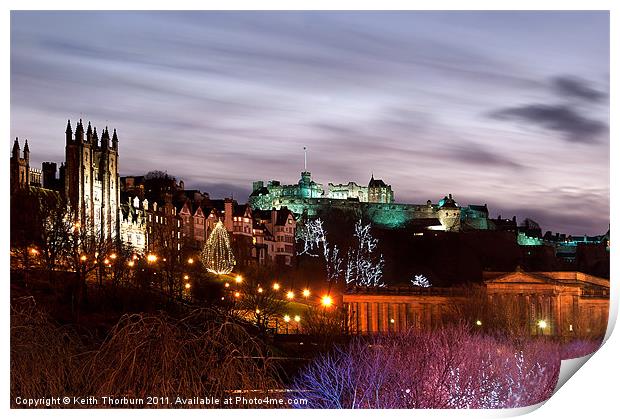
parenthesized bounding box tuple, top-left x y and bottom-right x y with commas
(10, 11, 609, 235)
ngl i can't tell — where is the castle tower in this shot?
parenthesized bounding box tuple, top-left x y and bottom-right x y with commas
(368, 174, 394, 203)
(10, 137, 30, 193)
(437, 194, 461, 232)
(42, 162, 58, 190)
(64, 119, 120, 240)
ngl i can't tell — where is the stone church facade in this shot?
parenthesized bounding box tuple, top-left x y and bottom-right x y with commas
(10, 119, 121, 240)
(64, 120, 121, 239)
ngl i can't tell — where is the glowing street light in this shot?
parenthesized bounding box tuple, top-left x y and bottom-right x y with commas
(185, 283, 191, 289)
(104, 259, 110, 265)
(302, 289, 310, 298)
(286, 291, 295, 300)
(183, 274, 189, 280)
(235, 275, 243, 284)
(80, 255, 87, 262)
(224, 282, 230, 288)
(147, 254, 158, 263)
(273, 282, 280, 291)
(132, 254, 138, 260)
(257, 287, 263, 293)
(294, 315, 301, 322)
(187, 258, 194, 264)
(537, 320, 548, 329)
(321, 295, 333, 307)
(110, 253, 117, 260)
(127, 260, 135, 267)
(284, 315, 291, 322)
(255, 308, 261, 314)
(476, 320, 483, 326)
(234, 292, 241, 298)
(30, 248, 39, 256)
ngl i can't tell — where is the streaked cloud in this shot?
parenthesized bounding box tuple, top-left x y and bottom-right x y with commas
(10, 11, 609, 234)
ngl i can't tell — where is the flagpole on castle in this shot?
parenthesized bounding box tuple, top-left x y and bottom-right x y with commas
(304, 146, 307, 171)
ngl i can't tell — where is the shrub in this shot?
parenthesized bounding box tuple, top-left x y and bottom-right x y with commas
(292, 324, 561, 409)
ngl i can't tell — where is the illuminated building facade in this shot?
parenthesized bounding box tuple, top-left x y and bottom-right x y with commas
(64, 119, 121, 240)
(344, 270, 609, 338)
(10, 120, 121, 240)
(250, 167, 487, 231)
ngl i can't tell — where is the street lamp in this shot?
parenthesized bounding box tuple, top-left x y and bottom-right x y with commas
(183, 274, 189, 280)
(235, 275, 243, 284)
(294, 315, 301, 322)
(147, 254, 157, 263)
(321, 295, 333, 307)
(187, 258, 194, 264)
(80, 255, 87, 262)
(185, 283, 191, 289)
(537, 320, 547, 330)
(284, 314, 291, 334)
(273, 282, 280, 291)
(110, 253, 117, 260)
(302, 289, 310, 298)
(286, 291, 295, 299)
(257, 287, 263, 293)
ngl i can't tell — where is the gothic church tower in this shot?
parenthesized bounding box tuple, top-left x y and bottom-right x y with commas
(64, 119, 120, 240)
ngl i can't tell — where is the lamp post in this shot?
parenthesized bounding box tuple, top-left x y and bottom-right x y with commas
(537, 319, 548, 335)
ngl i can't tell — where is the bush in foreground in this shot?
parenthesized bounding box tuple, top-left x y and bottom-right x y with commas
(11, 298, 282, 408)
(292, 325, 562, 409)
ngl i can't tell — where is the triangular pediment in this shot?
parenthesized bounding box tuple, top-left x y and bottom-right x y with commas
(485, 272, 556, 285)
(179, 201, 192, 214)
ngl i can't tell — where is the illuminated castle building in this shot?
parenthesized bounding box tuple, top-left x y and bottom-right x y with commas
(249, 161, 488, 231)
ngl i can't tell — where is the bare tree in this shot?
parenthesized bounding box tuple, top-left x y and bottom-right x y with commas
(236, 280, 288, 332)
(411, 274, 432, 288)
(345, 220, 384, 287)
(293, 324, 561, 409)
(301, 305, 345, 338)
(149, 217, 184, 299)
(296, 217, 344, 284)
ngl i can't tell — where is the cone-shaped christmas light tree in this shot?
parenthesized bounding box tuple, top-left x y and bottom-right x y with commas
(201, 220, 236, 274)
